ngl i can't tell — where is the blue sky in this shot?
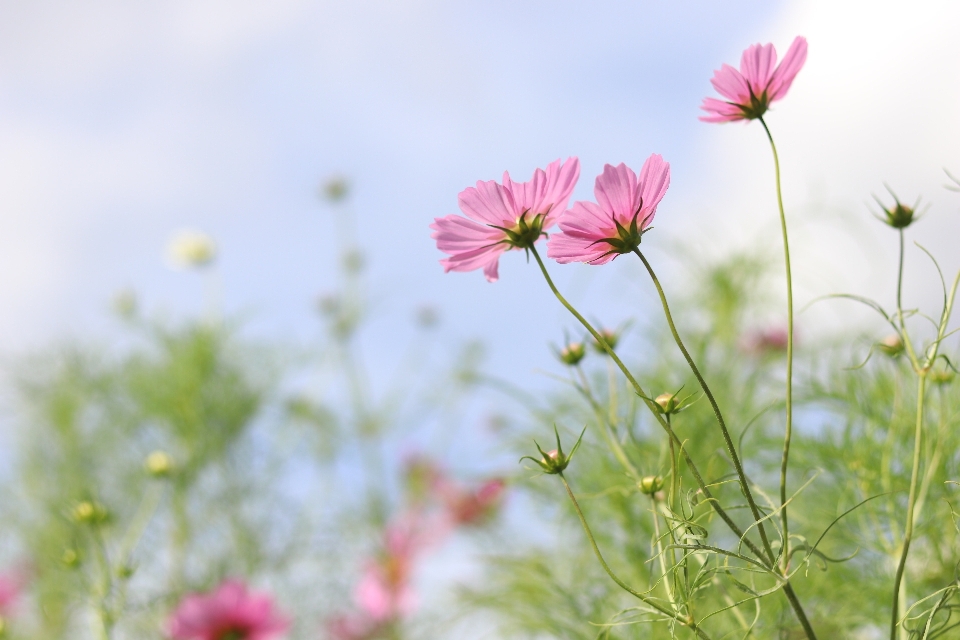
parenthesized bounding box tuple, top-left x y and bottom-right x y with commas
(0, 0, 957, 388)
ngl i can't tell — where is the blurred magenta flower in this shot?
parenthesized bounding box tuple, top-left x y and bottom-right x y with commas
(431, 158, 580, 281)
(547, 156, 670, 265)
(0, 572, 21, 620)
(700, 36, 808, 122)
(168, 580, 288, 640)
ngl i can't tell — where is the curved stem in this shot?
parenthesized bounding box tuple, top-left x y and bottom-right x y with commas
(528, 246, 766, 564)
(759, 116, 794, 572)
(559, 474, 710, 639)
(633, 249, 776, 565)
(890, 374, 927, 640)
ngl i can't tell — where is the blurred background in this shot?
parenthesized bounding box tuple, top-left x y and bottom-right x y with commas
(0, 1, 958, 638)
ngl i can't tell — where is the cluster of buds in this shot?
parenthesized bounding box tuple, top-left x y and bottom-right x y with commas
(521, 426, 586, 475)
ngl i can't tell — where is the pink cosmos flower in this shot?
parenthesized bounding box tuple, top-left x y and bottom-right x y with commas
(168, 580, 288, 640)
(547, 155, 670, 265)
(700, 36, 808, 123)
(0, 573, 21, 619)
(430, 158, 580, 282)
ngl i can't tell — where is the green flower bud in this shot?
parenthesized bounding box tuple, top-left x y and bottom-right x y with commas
(592, 328, 619, 354)
(558, 342, 586, 366)
(873, 189, 920, 229)
(520, 426, 586, 475)
(877, 334, 904, 357)
(638, 475, 664, 495)
(61, 548, 81, 568)
(929, 369, 955, 385)
(71, 501, 108, 525)
(145, 450, 174, 477)
(655, 393, 678, 414)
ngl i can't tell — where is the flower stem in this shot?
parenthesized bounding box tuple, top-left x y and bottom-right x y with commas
(633, 248, 776, 565)
(558, 474, 710, 639)
(528, 246, 767, 564)
(890, 373, 927, 640)
(759, 116, 795, 573)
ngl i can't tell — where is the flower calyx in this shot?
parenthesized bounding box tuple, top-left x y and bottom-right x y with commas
(520, 425, 586, 475)
(489, 210, 548, 251)
(735, 88, 770, 121)
(591, 208, 653, 260)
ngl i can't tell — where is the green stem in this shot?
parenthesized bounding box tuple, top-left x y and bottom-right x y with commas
(531, 245, 817, 639)
(559, 474, 710, 639)
(650, 495, 677, 609)
(890, 374, 927, 640)
(528, 246, 767, 564)
(633, 249, 776, 565)
(759, 116, 795, 573)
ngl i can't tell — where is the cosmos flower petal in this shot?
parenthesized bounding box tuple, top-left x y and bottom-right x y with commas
(594, 164, 639, 220)
(457, 180, 517, 226)
(739, 42, 778, 95)
(636, 154, 671, 226)
(709, 64, 750, 102)
(768, 36, 808, 100)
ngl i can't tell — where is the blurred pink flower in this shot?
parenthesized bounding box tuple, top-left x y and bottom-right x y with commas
(169, 580, 287, 640)
(547, 156, 670, 265)
(700, 36, 807, 123)
(437, 478, 506, 526)
(431, 158, 580, 282)
(0, 572, 21, 618)
(326, 613, 380, 640)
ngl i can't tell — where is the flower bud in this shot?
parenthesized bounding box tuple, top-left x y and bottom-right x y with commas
(322, 176, 349, 203)
(592, 329, 619, 354)
(521, 426, 586, 475)
(71, 501, 108, 525)
(655, 393, 677, 414)
(61, 548, 81, 568)
(167, 230, 216, 269)
(929, 369, 955, 385)
(558, 342, 586, 366)
(638, 475, 664, 495)
(879, 200, 916, 229)
(145, 451, 173, 477)
(877, 334, 904, 357)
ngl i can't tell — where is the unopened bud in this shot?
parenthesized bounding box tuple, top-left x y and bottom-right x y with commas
(638, 475, 664, 495)
(61, 548, 81, 568)
(592, 329, 619, 354)
(167, 230, 216, 269)
(655, 393, 677, 414)
(877, 334, 904, 357)
(145, 451, 173, 477)
(322, 176, 349, 203)
(882, 202, 916, 229)
(521, 426, 586, 475)
(929, 369, 955, 385)
(558, 342, 586, 366)
(71, 501, 108, 525)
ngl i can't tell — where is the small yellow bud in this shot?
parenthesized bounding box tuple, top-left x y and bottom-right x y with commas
(638, 475, 664, 495)
(929, 369, 955, 385)
(145, 451, 173, 477)
(71, 501, 107, 525)
(558, 342, 586, 366)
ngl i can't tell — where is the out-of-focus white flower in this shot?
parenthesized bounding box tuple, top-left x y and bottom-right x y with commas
(167, 230, 216, 269)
